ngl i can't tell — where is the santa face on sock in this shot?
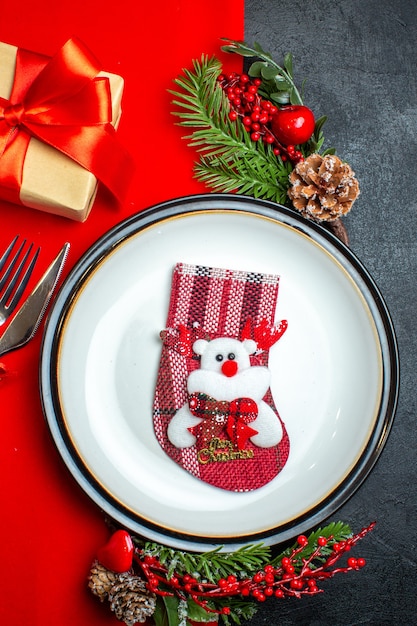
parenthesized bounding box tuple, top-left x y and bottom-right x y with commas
(167, 336, 283, 450)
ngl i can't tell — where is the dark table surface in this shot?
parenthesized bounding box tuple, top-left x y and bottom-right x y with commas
(243, 1, 416, 624)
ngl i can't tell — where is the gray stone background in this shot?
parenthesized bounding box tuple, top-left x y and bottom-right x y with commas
(243, 0, 416, 624)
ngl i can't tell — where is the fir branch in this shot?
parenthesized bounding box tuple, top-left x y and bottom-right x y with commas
(171, 55, 247, 152)
(171, 55, 292, 203)
(195, 154, 290, 205)
(143, 541, 272, 584)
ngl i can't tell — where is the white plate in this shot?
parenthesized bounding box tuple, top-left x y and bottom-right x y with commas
(40, 195, 398, 551)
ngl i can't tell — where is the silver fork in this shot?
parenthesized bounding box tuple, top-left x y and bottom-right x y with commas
(0, 235, 40, 325)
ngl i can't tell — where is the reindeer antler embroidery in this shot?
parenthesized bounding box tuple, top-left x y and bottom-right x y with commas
(160, 323, 209, 357)
(240, 318, 288, 351)
(161, 318, 287, 356)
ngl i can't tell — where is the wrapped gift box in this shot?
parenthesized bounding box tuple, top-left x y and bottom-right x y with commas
(0, 40, 128, 221)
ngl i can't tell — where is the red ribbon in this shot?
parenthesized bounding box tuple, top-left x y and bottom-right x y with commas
(188, 392, 259, 450)
(0, 38, 134, 206)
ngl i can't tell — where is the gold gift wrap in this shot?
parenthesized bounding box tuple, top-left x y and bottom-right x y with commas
(0, 42, 124, 221)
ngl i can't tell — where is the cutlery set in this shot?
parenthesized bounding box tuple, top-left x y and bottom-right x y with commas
(0, 236, 69, 357)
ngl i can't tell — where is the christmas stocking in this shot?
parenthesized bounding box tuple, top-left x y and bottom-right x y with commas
(153, 263, 290, 492)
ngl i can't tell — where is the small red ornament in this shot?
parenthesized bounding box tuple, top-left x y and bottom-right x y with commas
(97, 529, 134, 573)
(271, 105, 315, 146)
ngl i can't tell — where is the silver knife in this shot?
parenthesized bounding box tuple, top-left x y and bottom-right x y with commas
(0, 242, 70, 356)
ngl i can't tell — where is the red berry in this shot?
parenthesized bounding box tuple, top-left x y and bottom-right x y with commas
(290, 579, 304, 590)
(347, 557, 358, 568)
(253, 572, 264, 583)
(281, 557, 291, 568)
(264, 586, 274, 596)
(297, 535, 308, 547)
(357, 558, 366, 568)
(318, 537, 328, 547)
(144, 555, 156, 565)
(222, 607, 231, 615)
(251, 132, 261, 141)
(275, 589, 284, 598)
(240, 74, 250, 83)
(148, 575, 159, 589)
(228, 111, 237, 121)
(271, 105, 315, 146)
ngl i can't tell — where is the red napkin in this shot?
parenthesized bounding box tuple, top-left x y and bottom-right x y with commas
(0, 2, 243, 624)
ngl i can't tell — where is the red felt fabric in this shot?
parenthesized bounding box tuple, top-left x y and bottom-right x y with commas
(0, 3, 243, 624)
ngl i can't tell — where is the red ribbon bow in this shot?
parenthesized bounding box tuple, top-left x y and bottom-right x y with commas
(0, 38, 134, 206)
(188, 392, 259, 450)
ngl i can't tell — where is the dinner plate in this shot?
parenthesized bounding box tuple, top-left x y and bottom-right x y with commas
(40, 194, 399, 551)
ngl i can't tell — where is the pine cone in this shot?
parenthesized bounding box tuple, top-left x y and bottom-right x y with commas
(109, 573, 157, 625)
(88, 560, 120, 602)
(288, 153, 360, 221)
